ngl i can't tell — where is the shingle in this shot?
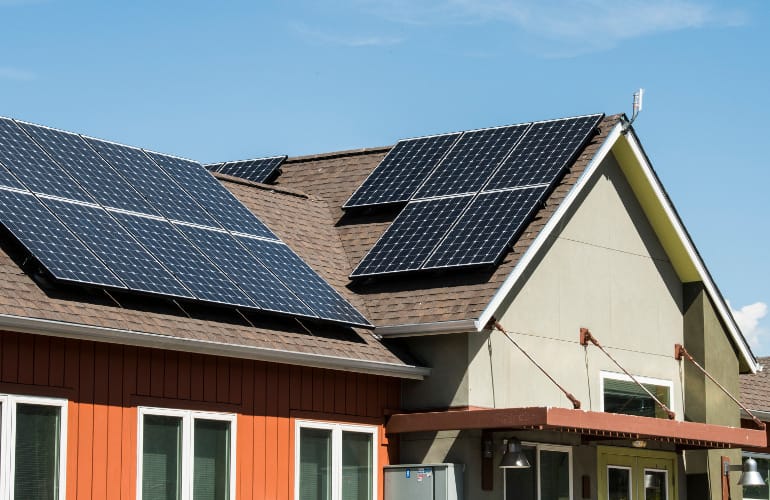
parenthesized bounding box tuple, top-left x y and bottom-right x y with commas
(741, 357, 770, 412)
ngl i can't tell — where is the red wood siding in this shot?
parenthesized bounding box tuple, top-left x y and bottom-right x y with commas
(0, 331, 400, 500)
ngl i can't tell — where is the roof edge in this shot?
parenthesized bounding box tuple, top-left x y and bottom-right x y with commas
(0, 314, 430, 380)
(375, 319, 477, 338)
(285, 146, 391, 164)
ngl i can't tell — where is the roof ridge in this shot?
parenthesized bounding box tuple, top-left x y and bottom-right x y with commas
(286, 146, 391, 164)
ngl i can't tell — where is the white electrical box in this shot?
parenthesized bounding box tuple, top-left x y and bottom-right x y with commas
(384, 463, 464, 500)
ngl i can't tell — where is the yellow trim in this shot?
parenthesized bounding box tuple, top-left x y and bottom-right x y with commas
(597, 446, 678, 500)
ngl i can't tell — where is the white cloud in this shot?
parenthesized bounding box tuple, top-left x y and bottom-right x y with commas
(0, 67, 36, 81)
(291, 22, 404, 47)
(730, 301, 768, 348)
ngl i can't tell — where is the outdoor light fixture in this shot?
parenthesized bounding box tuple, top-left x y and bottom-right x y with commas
(723, 457, 766, 487)
(499, 438, 531, 469)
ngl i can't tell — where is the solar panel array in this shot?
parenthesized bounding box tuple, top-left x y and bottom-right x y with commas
(207, 156, 286, 184)
(350, 114, 603, 278)
(0, 117, 370, 327)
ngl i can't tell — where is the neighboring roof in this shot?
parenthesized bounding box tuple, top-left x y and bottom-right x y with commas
(741, 357, 770, 413)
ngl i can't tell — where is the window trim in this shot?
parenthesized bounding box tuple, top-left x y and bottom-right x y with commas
(607, 465, 633, 500)
(599, 371, 675, 415)
(0, 393, 68, 500)
(136, 406, 237, 500)
(503, 442, 573, 500)
(643, 467, 669, 500)
(294, 419, 379, 500)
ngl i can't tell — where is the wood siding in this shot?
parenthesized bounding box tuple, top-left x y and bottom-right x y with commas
(0, 331, 400, 500)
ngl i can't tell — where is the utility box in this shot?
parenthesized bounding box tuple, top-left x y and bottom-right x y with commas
(384, 463, 464, 500)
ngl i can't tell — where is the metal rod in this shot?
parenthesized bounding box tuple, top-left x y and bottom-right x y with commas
(490, 319, 581, 409)
(580, 328, 675, 420)
(675, 344, 766, 430)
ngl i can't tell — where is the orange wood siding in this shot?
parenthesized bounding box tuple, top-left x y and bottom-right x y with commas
(0, 331, 400, 500)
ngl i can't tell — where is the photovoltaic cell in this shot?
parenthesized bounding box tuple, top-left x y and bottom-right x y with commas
(177, 225, 316, 317)
(413, 124, 530, 199)
(0, 118, 93, 201)
(0, 162, 24, 190)
(19, 122, 159, 214)
(214, 156, 286, 184)
(484, 114, 602, 191)
(423, 186, 548, 269)
(112, 213, 255, 307)
(343, 133, 461, 208)
(351, 195, 474, 277)
(86, 138, 220, 227)
(0, 188, 125, 287)
(148, 152, 278, 240)
(42, 199, 192, 297)
(237, 237, 371, 326)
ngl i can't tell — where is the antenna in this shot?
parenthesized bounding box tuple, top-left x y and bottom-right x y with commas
(622, 88, 644, 134)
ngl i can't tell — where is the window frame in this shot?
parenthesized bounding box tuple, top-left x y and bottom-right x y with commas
(294, 419, 379, 500)
(599, 371, 675, 416)
(607, 465, 633, 500)
(643, 467, 669, 500)
(503, 442, 573, 500)
(136, 406, 237, 500)
(0, 393, 68, 500)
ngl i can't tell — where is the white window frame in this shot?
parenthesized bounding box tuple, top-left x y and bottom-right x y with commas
(643, 468, 669, 500)
(600, 371, 675, 415)
(136, 406, 237, 500)
(0, 393, 68, 500)
(607, 465, 633, 500)
(503, 442, 573, 500)
(294, 419, 379, 500)
(742, 452, 770, 500)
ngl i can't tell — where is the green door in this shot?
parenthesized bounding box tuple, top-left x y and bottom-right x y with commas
(598, 447, 677, 500)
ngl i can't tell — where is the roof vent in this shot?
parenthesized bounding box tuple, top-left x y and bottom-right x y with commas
(622, 88, 644, 134)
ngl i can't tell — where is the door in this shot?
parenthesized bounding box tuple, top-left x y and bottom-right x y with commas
(598, 447, 677, 500)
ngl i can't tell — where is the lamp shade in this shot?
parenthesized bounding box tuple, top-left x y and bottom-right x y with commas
(738, 458, 766, 487)
(499, 438, 531, 469)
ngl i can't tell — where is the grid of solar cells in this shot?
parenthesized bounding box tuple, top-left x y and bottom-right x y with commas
(148, 152, 278, 240)
(215, 156, 286, 184)
(113, 213, 255, 307)
(484, 114, 603, 191)
(0, 162, 24, 190)
(0, 188, 125, 287)
(237, 237, 371, 326)
(343, 133, 461, 208)
(413, 124, 530, 199)
(0, 118, 93, 201)
(42, 199, 192, 297)
(18, 122, 159, 214)
(177, 225, 316, 317)
(86, 138, 220, 227)
(205, 163, 223, 172)
(423, 186, 548, 269)
(351, 195, 473, 277)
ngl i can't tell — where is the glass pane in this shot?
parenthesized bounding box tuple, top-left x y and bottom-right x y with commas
(644, 470, 667, 500)
(14, 403, 60, 500)
(143, 415, 182, 500)
(604, 378, 671, 418)
(608, 467, 631, 500)
(194, 419, 231, 500)
(342, 431, 373, 500)
(744, 457, 770, 500)
(505, 447, 537, 500)
(299, 428, 332, 500)
(540, 450, 570, 500)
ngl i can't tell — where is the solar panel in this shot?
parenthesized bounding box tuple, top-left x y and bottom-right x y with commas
(0, 118, 93, 201)
(0, 162, 24, 190)
(483, 114, 602, 191)
(343, 133, 461, 209)
(85, 138, 220, 227)
(351, 195, 473, 277)
(147, 152, 278, 240)
(215, 156, 286, 184)
(413, 124, 530, 199)
(205, 162, 222, 172)
(0, 188, 125, 287)
(423, 186, 548, 269)
(42, 198, 192, 297)
(236, 236, 371, 326)
(177, 225, 316, 317)
(112, 213, 256, 307)
(18, 121, 160, 214)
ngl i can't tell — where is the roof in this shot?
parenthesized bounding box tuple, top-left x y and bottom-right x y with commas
(741, 357, 770, 413)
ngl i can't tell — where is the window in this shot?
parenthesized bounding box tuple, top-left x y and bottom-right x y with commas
(137, 407, 236, 500)
(0, 394, 67, 500)
(295, 420, 378, 500)
(601, 372, 673, 419)
(743, 453, 770, 500)
(504, 443, 572, 500)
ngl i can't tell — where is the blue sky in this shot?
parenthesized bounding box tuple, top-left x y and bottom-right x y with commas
(2, 0, 769, 353)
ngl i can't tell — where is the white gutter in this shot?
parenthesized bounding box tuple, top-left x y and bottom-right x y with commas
(0, 313, 430, 380)
(375, 319, 477, 338)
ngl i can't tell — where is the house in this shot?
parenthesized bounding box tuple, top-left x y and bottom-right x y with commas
(0, 112, 763, 500)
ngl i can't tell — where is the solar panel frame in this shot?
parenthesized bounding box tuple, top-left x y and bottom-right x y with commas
(0, 161, 25, 191)
(215, 156, 286, 184)
(350, 194, 474, 278)
(343, 132, 462, 209)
